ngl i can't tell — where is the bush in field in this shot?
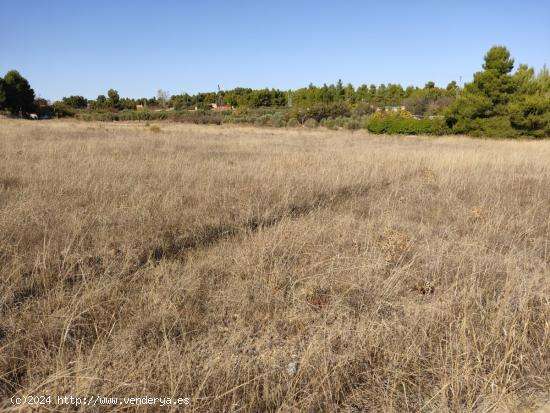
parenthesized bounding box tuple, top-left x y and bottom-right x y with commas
(173, 111, 223, 125)
(332, 117, 348, 129)
(307, 103, 351, 122)
(286, 118, 299, 128)
(343, 118, 361, 131)
(52, 101, 77, 117)
(304, 118, 318, 128)
(320, 118, 338, 130)
(288, 103, 351, 125)
(224, 108, 287, 126)
(254, 114, 272, 127)
(74, 109, 223, 125)
(353, 102, 376, 116)
(320, 117, 338, 129)
(367, 111, 448, 135)
(271, 112, 286, 128)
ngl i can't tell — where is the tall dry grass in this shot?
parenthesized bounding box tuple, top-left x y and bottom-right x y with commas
(0, 120, 549, 412)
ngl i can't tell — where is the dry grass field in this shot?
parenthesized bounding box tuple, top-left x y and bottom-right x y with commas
(0, 120, 549, 412)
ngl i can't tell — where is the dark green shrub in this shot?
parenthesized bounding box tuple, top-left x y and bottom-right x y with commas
(509, 95, 550, 137)
(468, 117, 519, 138)
(366, 112, 448, 135)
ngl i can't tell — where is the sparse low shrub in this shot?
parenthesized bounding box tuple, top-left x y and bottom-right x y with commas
(333, 117, 348, 129)
(172, 111, 223, 125)
(271, 113, 286, 128)
(254, 114, 272, 127)
(149, 125, 161, 133)
(353, 101, 377, 116)
(304, 118, 318, 128)
(320, 118, 338, 130)
(286, 118, 299, 128)
(344, 118, 361, 131)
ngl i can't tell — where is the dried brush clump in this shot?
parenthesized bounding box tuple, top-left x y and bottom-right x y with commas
(0, 120, 549, 412)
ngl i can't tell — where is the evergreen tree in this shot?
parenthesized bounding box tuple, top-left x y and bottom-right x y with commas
(445, 46, 549, 137)
(0, 76, 5, 110)
(1, 70, 35, 114)
(466, 46, 516, 114)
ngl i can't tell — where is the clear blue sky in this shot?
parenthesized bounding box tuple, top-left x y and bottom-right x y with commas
(1, 0, 549, 101)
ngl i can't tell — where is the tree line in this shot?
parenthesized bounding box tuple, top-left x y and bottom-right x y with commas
(53, 82, 456, 115)
(1, 46, 548, 137)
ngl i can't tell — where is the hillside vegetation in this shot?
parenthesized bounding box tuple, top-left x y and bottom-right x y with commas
(1, 121, 549, 412)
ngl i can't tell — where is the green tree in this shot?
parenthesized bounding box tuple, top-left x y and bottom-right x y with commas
(466, 46, 516, 113)
(344, 83, 355, 103)
(483, 46, 514, 73)
(62, 95, 88, 109)
(1, 70, 35, 114)
(509, 94, 550, 136)
(0, 77, 5, 110)
(336, 79, 344, 100)
(512, 64, 536, 94)
(446, 81, 458, 92)
(319, 84, 334, 104)
(96, 95, 107, 108)
(377, 84, 387, 106)
(534, 65, 550, 94)
(386, 84, 405, 105)
(107, 89, 120, 108)
(443, 46, 548, 136)
(446, 92, 492, 126)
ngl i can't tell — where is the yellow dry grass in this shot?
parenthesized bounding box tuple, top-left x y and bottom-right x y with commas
(0, 119, 549, 412)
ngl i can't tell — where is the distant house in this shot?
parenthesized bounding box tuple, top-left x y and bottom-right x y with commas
(384, 105, 406, 112)
(136, 104, 144, 110)
(210, 103, 232, 112)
